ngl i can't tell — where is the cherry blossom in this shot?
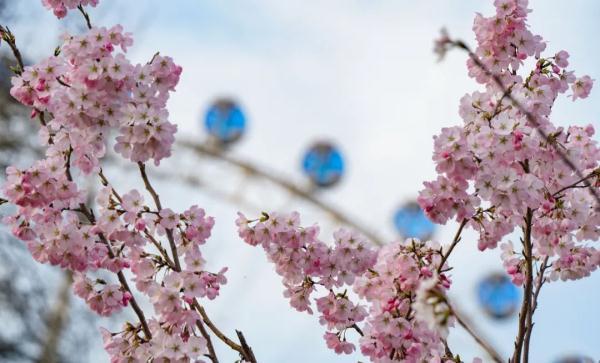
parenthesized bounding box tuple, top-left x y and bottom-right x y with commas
(42, 0, 99, 19)
(419, 0, 599, 284)
(0, 0, 597, 362)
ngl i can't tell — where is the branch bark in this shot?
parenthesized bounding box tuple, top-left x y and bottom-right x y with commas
(523, 257, 549, 362)
(0, 25, 25, 74)
(192, 300, 257, 363)
(78, 204, 152, 340)
(451, 304, 503, 363)
(76, 4, 92, 29)
(511, 208, 534, 363)
(437, 218, 468, 273)
(137, 162, 182, 272)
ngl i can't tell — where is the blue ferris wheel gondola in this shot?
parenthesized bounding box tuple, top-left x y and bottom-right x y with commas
(302, 142, 345, 188)
(477, 273, 520, 319)
(204, 99, 246, 144)
(393, 202, 436, 240)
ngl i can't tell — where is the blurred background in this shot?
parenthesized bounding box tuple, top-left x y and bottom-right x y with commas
(0, 1, 598, 362)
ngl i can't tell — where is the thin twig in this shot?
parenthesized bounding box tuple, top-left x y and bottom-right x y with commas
(437, 218, 468, 273)
(76, 5, 92, 29)
(0, 25, 25, 74)
(351, 323, 364, 337)
(194, 315, 219, 363)
(78, 205, 152, 340)
(143, 230, 176, 268)
(523, 257, 549, 363)
(451, 305, 503, 363)
(192, 300, 257, 363)
(137, 162, 182, 272)
(553, 169, 599, 197)
(236, 330, 257, 363)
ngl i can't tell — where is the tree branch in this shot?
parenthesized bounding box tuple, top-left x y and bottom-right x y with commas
(0, 25, 25, 74)
(78, 205, 152, 340)
(451, 304, 503, 363)
(512, 208, 534, 363)
(437, 218, 468, 273)
(137, 162, 182, 272)
(76, 5, 92, 29)
(523, 256, 549, 362)
(194, 315, 219, 363)
(192, 300, 257, 362)
(553, 169, 599, 197)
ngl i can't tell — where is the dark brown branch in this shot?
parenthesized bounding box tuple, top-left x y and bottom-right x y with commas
(451, 303, 503, 363)
(523, 257, 549, 363)
(192, 300, 257, 363)
(194, 318, 219, 363)
(137, 162, 163, 209)
(437, 218, 468, 273)
(137, 162, 182, 271)
(0, 25, 25, 74)
(114, 265, 152, 339)
(76, 5, 92, 29)
(351, 323, 364, 337)
(235, 330, 257, 363)
(512, 208, 534, 363)
(78, 205, 152, 340)
(553, 169, 599, 197)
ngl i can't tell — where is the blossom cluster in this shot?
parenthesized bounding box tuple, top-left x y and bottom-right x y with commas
(1, 15, 226, 361)
(354, 239, 452, 362)
(237, 211, 377, 354)
(237, 212, 455, 362)
(1, 0, 598, 362)
(10, 24, 180, 170)
(42, 0, 98, 19)
(418, 0, 600, 283)
(98, 197, 223, 361)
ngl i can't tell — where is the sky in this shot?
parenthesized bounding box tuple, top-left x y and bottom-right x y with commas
(2, 1, 600, 362)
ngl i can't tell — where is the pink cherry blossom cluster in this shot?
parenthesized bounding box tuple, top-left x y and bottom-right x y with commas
(469, 0, 545, 86)
(9, 24, 180, 170)
(3, 163, 224, 360)
(80, 185, 226, 361)
(237, 212, 456, 361)
(1, 0, 598, 361)
(418, 0, 600, 284)
(354, 239, 452, 362)
(0, 12, 234, 359)
(236, 211, 377, 354)
(42, 0, 99, 19)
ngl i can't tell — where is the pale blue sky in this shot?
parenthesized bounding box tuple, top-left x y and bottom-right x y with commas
(3, 1, 599, 362)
